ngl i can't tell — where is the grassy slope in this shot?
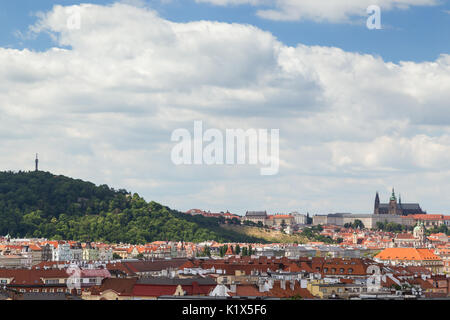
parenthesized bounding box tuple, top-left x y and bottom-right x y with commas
(221, 224, 309, 244)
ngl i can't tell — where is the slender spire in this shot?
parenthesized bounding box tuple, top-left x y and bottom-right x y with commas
(35, 153, 39, 172)
(390, 188, 396, 201)
(374, 192, 380, 214)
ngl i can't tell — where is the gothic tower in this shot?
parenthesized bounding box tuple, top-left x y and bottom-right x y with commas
(374, 192, 380, 215)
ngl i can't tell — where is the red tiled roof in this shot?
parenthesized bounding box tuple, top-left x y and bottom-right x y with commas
(375, 248, 442, 261)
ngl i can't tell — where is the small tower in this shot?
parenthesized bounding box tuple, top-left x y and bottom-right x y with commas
(35, 153, 39, 172)
(413, 222, 425, 247)
(352, 232, 358, 245)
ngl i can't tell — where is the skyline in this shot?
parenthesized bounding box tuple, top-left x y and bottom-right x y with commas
(1, 1, 450, 214)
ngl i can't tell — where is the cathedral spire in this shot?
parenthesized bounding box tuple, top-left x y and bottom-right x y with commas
(374, 192, 380, 215)
(390, 188, 396, 201)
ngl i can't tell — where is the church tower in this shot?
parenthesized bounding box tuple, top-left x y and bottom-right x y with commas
(388, 188, 398, 215)
(413, 222, 425, 247)
(35, 154, 39, 172)
(374, 192, 380, 215)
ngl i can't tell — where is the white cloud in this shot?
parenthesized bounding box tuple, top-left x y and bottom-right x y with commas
(197, 0, 439, 23)
(1, 2, 450, 214)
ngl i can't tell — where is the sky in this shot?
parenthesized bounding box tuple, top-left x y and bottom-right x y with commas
(0, 0, 450, 215)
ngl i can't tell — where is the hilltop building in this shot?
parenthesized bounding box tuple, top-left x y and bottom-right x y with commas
(374, 189, 425, 216)
(243, 211, 268, 225)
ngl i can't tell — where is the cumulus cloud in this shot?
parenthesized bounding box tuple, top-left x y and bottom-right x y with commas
(1, 2, 450, 214)
(196, 0, 439, 23)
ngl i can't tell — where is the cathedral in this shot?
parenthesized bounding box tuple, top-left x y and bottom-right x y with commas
(374, 189, 426, 216)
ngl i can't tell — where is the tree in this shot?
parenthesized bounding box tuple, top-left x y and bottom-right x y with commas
(376, 221, 385, 231)
(219, 245, 228, 257)
(200, 245, 211, 257)
(353, 219, 365, 229)
(0, 171, 269, 244)
(136, 253, 145, 260)
(235, 244, 241, 255)
(113, 253, 122, 260)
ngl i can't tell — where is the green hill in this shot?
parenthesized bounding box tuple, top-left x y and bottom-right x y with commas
(0, 171, 265, 244)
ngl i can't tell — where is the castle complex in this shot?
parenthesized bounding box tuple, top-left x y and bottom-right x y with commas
(374, 189, 425, 216)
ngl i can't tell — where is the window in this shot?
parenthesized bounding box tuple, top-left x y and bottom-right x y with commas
(45, 279, 59, 285)
(331, 268, 336, 273)
(57, 288, 63, 292)
(348, 268, 353, 274)
(33, 289, 39, 293)
(42, 289, 47, 293)
(339, 268, 344, 273)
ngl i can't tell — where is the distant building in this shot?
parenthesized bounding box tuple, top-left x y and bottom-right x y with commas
(374, 189, 425, 216)
(265, 215, 294, 228)
(243, 211, 267, 225)
(392, 223, 425, 247)
(312, 213, 415, 229)
(374, 248, 444, 273)
(291, 212, 308, 225)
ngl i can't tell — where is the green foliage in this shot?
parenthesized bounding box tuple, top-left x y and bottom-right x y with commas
(0, 171, 264, 244)
(219, 245, 228, 257)
(197, 245, 211, 257)
(344, 220, 365, 229)
(301, 226, 335, 244)
(375, 220, 412, 233)
(426, 224, 449, 236)
(112, 253, 122, 260)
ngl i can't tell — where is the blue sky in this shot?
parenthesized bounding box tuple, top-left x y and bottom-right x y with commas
(2, 0, 450, 62)
(1, 1, 450, 215)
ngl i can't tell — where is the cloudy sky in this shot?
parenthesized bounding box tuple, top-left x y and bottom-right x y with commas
(1, 0, 450, 215)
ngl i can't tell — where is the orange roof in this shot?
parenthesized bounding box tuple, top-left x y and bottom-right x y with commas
(411, 214, 448, 220)
(375, 248, 442, 261)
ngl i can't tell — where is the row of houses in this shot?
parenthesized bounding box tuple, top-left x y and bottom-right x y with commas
(0, 254, 448, 300)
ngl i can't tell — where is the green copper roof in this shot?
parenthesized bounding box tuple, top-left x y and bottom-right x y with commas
(390, 188, 396, 201)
